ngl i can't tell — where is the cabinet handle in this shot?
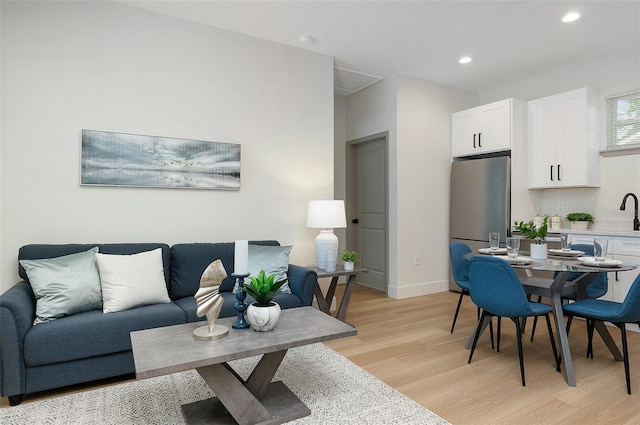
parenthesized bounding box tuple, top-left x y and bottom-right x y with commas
(616, 271, 619, 282)
(478, 133, 482, 147)
(550, 165, 554, 181)
(473, 134, 476, 148)
(557, 164, 561, 181)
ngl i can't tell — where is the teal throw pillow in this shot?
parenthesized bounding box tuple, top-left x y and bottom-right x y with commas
(20, 247, 102, 324)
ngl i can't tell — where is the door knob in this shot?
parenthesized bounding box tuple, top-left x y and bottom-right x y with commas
(352, 218, 359, 224)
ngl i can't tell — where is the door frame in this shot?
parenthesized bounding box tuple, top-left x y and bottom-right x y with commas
(345, 131, 389, 293)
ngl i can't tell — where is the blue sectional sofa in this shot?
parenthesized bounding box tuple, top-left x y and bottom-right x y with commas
(0, 241, 317, 406)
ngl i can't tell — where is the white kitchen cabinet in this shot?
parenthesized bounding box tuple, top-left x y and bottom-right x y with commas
(451, 98, 524, 158)
(528, 87, 600, 189)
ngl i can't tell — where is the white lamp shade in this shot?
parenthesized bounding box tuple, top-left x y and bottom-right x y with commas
(307, 200, 347, 229)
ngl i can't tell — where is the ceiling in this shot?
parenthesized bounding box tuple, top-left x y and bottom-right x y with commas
(120, 1, 640, 95)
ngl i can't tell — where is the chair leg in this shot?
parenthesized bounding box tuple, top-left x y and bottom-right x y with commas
(497, 316, 502, 352)
(489, 318, 495, 350)
(468, 310, 488, 364)
(529, 295, 542, 342)
(620, 324, 631, 395)
(544, 313, 561, 372)
(515, 316, 526, 386)
(587, 319, 595, 359)
(451, 291, 466, 333)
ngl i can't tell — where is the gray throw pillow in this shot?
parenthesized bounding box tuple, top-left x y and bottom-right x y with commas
(234, 245, 293, 294)
(20, 247, 102, 324)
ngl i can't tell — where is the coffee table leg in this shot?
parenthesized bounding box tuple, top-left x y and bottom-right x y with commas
(183, 350, 310, 425)
(196, 362, 273, 425)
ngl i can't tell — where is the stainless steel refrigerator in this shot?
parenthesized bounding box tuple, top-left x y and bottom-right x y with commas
(449, 155, 511, 291)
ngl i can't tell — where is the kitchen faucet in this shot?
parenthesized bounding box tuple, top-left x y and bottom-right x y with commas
(620, 192, 640, 231)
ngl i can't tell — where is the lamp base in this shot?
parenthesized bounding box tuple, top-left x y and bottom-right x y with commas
(315, 230, 338, 271)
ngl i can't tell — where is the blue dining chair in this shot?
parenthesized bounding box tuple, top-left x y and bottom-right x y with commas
(530, 243, 608, 342)
(468, 255, 560, 386)
(449, 242, 495, 346)
(449, 242, 473, 334)
(563, 273, 640, 394)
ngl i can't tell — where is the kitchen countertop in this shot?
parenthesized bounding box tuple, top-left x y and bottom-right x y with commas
(546, 229, 640, 238)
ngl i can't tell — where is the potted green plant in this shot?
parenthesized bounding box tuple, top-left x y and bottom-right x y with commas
(240, 270, 287, 331)
(513, 215, 549, 259)
(340, 249, 358, 271)
(565, 212, 595, 230)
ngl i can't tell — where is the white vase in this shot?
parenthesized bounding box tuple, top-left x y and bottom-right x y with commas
(530, 243, 548, 260)
(343, 261, 354, 271)
(246, 302, 281, 332)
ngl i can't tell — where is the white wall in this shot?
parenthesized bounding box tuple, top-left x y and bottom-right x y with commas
(0, 1, 335, 293)
(479, 48, 640, 230)
(341, 75, 476, 298)
(394, 76, 476, 298)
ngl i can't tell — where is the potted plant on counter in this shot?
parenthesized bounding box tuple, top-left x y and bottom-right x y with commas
(565, 212, 595, 230)
(513, 215, 549, 259)
(241, 270, 287, 332)
(340, 249, 358, 271)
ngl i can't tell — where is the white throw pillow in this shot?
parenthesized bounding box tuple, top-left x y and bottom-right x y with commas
(95, 248, 170, 313)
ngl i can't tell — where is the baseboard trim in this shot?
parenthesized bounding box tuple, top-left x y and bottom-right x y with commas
(387, 280, 449, 300)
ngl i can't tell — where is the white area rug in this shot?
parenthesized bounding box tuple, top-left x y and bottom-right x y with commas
(1, 343, 449, 424)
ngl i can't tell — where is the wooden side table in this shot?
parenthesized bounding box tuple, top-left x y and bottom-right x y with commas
(309, 266, 368, 322)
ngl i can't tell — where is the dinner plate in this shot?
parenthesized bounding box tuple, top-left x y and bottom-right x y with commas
(504, 256, 533, 265)
(576, 256, 623, 268)
(548, 249, 585, 257)
(478, 247, 508, 255)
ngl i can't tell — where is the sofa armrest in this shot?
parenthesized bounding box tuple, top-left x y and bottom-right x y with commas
(0, 281, 35, 397)
(287, 264, 317, 306)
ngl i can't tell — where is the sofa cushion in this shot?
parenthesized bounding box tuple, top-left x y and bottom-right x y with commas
(23, 302, 186, 367)
(175, 291, 303, 323)
(96, 248, 171, 313)
(170, 241, 280, 299)
(19, 247, 102, 324)
(19, 243, 171, 287)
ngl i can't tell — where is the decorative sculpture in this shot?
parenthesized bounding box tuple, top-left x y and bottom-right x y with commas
(193, 259, 230, 341)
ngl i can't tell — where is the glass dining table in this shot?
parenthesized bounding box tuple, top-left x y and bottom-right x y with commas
(464, 251, 638, 387)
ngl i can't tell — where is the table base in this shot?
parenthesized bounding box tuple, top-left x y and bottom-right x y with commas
(182, 381, 310, 425)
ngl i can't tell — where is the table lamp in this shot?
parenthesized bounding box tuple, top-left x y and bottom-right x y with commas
(307, 200, 347, 270)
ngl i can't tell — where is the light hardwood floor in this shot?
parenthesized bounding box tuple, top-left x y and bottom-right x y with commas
(325, 285, 640, 425)
(3, 286, 640, 424)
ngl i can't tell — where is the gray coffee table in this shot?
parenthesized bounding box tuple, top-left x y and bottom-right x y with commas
(131, 307, 357, 425)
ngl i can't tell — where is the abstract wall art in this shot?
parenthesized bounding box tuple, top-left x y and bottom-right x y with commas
(81, 130, 241, 190)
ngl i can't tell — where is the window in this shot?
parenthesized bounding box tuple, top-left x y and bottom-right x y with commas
(606, 90, 640, 150)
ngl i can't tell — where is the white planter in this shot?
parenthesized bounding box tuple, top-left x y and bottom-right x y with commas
(343, 261, 354, 271)
(246, 302, 281, 332)
(530, 243, 548, 260)
(570, 221, 590, 230)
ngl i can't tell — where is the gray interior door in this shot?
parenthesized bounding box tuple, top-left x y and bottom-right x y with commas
(348, 135, 388, 293)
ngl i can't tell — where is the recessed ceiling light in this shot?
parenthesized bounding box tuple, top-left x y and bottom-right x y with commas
(562, 12, 581, 23)
(459, 57, 472, 64)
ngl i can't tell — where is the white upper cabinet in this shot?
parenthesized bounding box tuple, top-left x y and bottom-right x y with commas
(528, 87, 600, 189)
(451, 98, 520, 158)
